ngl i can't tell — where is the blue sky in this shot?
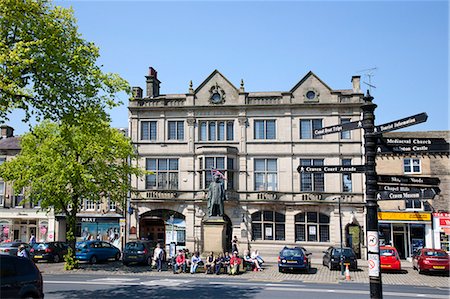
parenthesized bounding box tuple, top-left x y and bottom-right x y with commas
(8, 0, 449, 134)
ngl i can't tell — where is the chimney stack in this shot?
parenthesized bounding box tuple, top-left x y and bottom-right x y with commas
(0, 125, 14, 139)
(351, 76, 361, 93)
(146, 67, 161, 98)
(132, 87, 143, 99)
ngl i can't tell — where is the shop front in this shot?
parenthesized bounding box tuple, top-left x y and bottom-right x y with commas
(433, 212, 450, 253)
(0, 215, 55, 243)
(76, 216, 123, 249)
(378, 211, 431, 259)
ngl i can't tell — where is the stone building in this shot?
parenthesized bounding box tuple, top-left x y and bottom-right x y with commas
(376, 131, 450, 258)
(128, 68, 367, 258)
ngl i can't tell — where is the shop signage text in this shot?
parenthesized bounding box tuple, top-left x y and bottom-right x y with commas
(297, 165, 366, 173)
(377, 188, 439, 200)
(81, 218, 97, 222)
(313, 120, 363, 137)
(373, 113, 428, 134)
(378, 212, 431, 221)
(378, 175, 440, 186)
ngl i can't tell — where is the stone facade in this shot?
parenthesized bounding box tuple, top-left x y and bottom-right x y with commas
(128, 68, 367, 259)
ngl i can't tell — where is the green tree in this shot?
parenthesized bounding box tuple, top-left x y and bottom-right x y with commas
(0, 0, 129, 123)
(0, 107, 144, 268)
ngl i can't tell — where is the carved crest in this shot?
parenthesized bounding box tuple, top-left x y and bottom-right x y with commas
(209, 83, 226, 104)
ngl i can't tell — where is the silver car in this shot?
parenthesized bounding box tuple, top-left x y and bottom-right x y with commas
(0, 241, 32, 256)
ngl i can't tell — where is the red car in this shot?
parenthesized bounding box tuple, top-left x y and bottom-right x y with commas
(413, 248, 450, 274)
(380, 246, 401, 271)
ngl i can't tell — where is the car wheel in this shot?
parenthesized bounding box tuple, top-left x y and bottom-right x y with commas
(278, 267, 283, 273)
(418, 265, 423, 274)
(328, 261, 333, 270)
(90, 255, 97, 264)
(53, 254, 60, 263)
(115, 252, 121, 261)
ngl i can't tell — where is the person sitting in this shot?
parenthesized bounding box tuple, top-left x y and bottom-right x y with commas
(204, 251, 215, 274)
(214, 253, 225, 275)
(229, 251, 242, 275)
(173, 250, 186, 274)
(223, 251, 231, 274)
(184, 248, 192, 272)
(251, 250, 264, 270)
(190, 251, 202, 274)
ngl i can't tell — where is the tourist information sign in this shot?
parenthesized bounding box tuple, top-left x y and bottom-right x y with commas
(376, 137, 449, 154)
(373, 113, 428, 134)
(377, 175, 440, 186)
(377, 187, 439, 200)
(297, 165, 366, 173)
(313, 120, 363, 137)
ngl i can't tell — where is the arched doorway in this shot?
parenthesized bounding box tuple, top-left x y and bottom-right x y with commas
(345, 223, 362, 259)
(139, 209, 185, 248)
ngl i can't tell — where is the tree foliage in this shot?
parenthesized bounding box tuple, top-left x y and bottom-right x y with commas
(0, 107, 144, 265)
(0, 0, 129, 123)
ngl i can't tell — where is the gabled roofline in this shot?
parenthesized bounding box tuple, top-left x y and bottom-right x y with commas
(290, 71, 333, 93)
(194, 69, 239, 93)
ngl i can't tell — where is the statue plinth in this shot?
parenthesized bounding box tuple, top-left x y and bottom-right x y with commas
(203, 216, 226, 254)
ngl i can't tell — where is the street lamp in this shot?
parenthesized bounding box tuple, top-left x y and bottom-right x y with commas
(338, 195, 345, 276)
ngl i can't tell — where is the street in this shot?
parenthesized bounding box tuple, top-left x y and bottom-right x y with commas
(43, 273, 449, 299)
(37, 261, 450, 299)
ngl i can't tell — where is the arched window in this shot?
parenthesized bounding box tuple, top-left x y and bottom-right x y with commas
(251, 211, 285, 241)
(295, 212, 330, 242)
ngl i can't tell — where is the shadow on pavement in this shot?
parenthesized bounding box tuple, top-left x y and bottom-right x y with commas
(279, 267, 318, 274)
(46, 283, 261, 299)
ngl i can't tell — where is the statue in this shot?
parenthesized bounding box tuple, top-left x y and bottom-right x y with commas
(207, 174, 226, 217)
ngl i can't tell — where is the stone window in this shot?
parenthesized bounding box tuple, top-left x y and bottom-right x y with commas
(299, 119, 322, 139)
(141, 121, 157, 141)
(295, 212, 330, 242)
(145, 158, 179, 190)
(254, 159, 277, 191)
(199, 120, 234, 141)
(300, 159, 324, 191)
(168, 121, 184, 140)
(251, 211, 285, 241)
(199, 156, 234, 190)
(403, 158, 421, 174)
(340, 118, 351, 139)
(254, 120, 276, 140)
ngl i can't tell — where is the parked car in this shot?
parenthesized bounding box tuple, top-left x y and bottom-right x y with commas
(30, 241, 69, 263)
(123, 241, 154, 266)
(322, 246, 358, 270)
(278, 246, 311, 273)
(0, 254, 44, 299)
(0, 241, 32, 256)
(413, 248, 450, 274)
(380, 246, 401, 271)
(75, 240, 121, 264)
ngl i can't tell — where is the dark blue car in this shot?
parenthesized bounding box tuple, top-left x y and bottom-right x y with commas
(75, 240, 121, 264)
(278, 246, 311, 273)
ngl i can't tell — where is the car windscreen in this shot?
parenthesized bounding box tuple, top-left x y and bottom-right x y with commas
(281, 249, 303, 257)
(76, 242, 88, 249)
(380, 249, 395, 256)
(125, 243, 145, 250)
(333, 248, 354, 257)
(33, 243, 49, 250)
(425, 251, 448, 257)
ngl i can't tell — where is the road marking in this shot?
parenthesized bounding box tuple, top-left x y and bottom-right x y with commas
(140, 279, 192, 287)
(91, 278, 139, 282)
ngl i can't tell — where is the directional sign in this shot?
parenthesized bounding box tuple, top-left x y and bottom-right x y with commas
(373, 113, 427, 134)
(297, 165, 366, 173)
(313, 120, 363, 137)
(377, 188, 439, 200)
(376, 137, 449, 154)
(377, 175, 440, 186)
(378, 185, 441, 194)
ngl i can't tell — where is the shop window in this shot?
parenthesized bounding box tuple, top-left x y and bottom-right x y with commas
(251, 211, 285, 241)
(295, 212, 330, 242)
(440, 232, 449, 252)
(0, 220, 11, 243)
(378, 223, 391, 246)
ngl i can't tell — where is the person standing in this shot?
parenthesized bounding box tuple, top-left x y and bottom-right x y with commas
(153, 243, 164, 272)
(29, 233, 36, 246)
(231, 236, 239, 254)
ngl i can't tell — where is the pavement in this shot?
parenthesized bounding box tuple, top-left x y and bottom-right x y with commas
(36, 259, 450, 289)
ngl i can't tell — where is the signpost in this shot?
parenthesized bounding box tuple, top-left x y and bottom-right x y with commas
(376, 137, 449, 154)
(297, 165, 366, 173)
(376, 188, 440, 200)
(377, 175, 440, 186)
(372, 113, 428, 134)
(313, 120, 363, 137)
